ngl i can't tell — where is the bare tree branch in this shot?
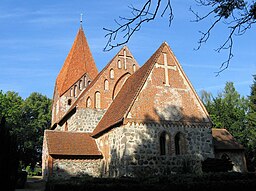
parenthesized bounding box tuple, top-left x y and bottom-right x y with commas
(191, 0, 256, 74)
(103, 0, 174, 51)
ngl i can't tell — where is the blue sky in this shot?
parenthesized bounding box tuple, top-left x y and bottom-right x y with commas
(0, 0, 255, 99)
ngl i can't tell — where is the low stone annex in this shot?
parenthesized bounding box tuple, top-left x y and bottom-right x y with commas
(42, 25, 247, 180)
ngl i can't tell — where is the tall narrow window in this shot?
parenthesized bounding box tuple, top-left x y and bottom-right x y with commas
(70, 88, 73, 97)
(74, 85, 77, 97)
(133, 64, 136, 73)
(84, 75, 87, 87)
(160, 131, 170, 155)
(110, 69, 114, 79)
(86, 97, 91, 108)
(95, 92, 101, 109)
(104, 79, 109, 91)
(117, 60, 121, 69)
(175, 132, 186, 155)
(79, 80, 83, 90)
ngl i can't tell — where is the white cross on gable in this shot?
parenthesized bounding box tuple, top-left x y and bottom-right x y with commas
(118, 49, 133, 70)
(155, 53, 176, 86)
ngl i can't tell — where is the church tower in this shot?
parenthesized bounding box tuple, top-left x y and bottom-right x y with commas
(51, 26, 98, 125)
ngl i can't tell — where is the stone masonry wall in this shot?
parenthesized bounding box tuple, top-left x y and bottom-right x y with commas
(56, 108, 105, 132)
(97, 122, 214, 177)
(215, 151, 247, 172)
(50, 159, 101, 180)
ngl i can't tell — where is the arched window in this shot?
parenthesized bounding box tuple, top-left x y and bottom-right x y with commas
(67, 99, 72, 106)
(104, 79, 109, 91)
(110, 69, 114, 79)
(74, 85, 77, 97)
(88, 80, 91, 85)
(84, 75, 87, 87)
(79, 80, 83, 90)
(133, 64, 136, 73)
(70, 88, 73, 97)
(117, 60, 121, 69)
(175, 132, 186, 155)
(86, 97, 91, 108)
(95, 92, 101, 109)
(160, 131, 170, 155)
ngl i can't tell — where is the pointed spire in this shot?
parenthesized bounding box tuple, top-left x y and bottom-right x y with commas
(56, 26, 98, 96)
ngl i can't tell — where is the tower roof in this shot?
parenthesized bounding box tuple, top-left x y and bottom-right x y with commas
(56, 27, 98, 96)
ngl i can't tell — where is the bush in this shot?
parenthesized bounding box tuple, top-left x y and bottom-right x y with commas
(16, 171, 28, 189)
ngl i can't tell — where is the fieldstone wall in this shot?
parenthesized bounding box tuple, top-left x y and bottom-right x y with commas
(56, 108, 105, 132)
(50, 159, 101, 180)
(97, 122, 214, 177)
(215, 151, 247, 172)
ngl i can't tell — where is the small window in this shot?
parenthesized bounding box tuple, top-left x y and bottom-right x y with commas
(84, 76, 87, 87)
(86, 97, 91, 108)
(175, 132, 186, 155)
(117, 60, 121, 69)
(70, 88, 73, 97)
(110, 69, 114, 79)
(160, 131, 170, 155)
(79, 80, 83, 90)
(133, 64, 136, 73)
(104, 79, 109, 91)
(74, 85, 77, 97)
(88, 80, 91, 85)
(67, 99, 72, 106)
(95, 92, 101, 109)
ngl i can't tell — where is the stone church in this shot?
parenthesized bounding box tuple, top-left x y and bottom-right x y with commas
(42, 25, 247, 180)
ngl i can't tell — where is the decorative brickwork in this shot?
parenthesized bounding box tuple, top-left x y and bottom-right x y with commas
(42, 27, 247, 181)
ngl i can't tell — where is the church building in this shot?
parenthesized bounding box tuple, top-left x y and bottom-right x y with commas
(42, 25, 247, 180)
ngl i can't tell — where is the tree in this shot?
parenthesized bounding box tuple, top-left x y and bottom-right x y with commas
(200, 82, 248, 145)
(0, 91, 52, 169)
(246, 75, 256, 171)
(18, 92, 52, 168)
(104, 0, 256, 72)
(0, 116, 19, 191)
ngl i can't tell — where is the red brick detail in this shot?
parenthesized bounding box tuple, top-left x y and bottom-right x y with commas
(56, 27, 98, 96)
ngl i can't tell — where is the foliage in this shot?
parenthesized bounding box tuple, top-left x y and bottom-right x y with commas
(0, 91, 52, 169)
(45, 172, 256, 191)
(0, 116, 19, 191)
(200, 80, 256, 171)
(246, 75, 256, 171)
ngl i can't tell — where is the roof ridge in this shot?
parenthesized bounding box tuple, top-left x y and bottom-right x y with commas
(92, 43, 166, 137)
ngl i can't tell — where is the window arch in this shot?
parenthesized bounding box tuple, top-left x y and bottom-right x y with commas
(74, 85, 78, 97)
(175, 132, 186, 155)
(79, 80, 83, 90)
(70, 88, 73, 97)
(67, 99, 72, 106)
(104, 79, 109, 91)
(86, 97, 91, 108)
(160, 131, 170, 155)
(95, 92, 101, 109)
(110, 69, 114, 79)
(133, 64, 136, 73)
(117, 60, 121, 69)
(84, 75, 87, 87)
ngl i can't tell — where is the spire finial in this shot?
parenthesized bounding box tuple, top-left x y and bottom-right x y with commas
(80, 13, 83, 27)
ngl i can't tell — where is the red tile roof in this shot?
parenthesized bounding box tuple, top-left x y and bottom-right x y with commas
(45, 130, 102, 156)
(52, 46, 139, 129)
(56, 27, 98, 96)
(92, 42, 165, 137)
(212, 128, 244, 150)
